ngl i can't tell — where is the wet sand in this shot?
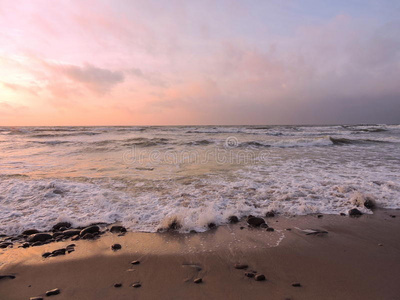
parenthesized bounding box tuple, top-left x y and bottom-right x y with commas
(1, 209, 399, 300)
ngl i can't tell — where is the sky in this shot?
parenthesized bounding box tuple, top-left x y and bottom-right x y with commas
(0, 0, 399, 126)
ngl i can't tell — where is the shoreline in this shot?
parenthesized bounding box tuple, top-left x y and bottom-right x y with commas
(1, 209, 399, 299)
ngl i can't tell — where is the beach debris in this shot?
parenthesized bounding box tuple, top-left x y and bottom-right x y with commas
(266, 227, 275, 232)
(80, 225, 100, 236)
(23, 229, 40, 235)
(132, 282, 141, 288)
(110, 225, 127, 233)
(234, 264, 248, 269)
(292, 282, 302, 287)
(348, 208, 363, 217)
(255, 274, 266, 281)
(265, 211, 275, 218)
(45, 288, 60, 296)
(131, 260, 140, 265)
(0, 275, 16, 280)
(27, 233, 52, 243)
(228, 216, 239, 224)
(302, 229, 328, 236)
(247, 216, 266, 227)
(52, 222, 71, 231)
(114, 283, 122, 288)
(193, 278, 203, 284)
(111, 243, 122, 251)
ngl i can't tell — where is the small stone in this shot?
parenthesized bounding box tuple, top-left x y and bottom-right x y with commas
(82, 233, 94, 240)
(292, 282, 301, 287)
(245, 272, 255, 278)
(52, 222, 71, 231)
(255, 274, 266, 281)
(228, 216, 239, 224)
(22, 229, 39, 235)
(131, 260, 140, 265)
(234, 264, 248, 269)
(247, 216, 266, 227)
(45, 288, 60, 296)
(71, 236, 80, 241)
(31, 241, 43, 247)
(317, 214, 323, 218)
(286, 228, 292, 231)
(30, 297, 43, 300)
(390, 215, 396, 218)
(208, 223, 216, 229)
(240, 227, 245, 230)
(265, 211, 275, 218)
(349, 208, 363, 217)
(260, 223, 269, 229)
(193, 278, 202, 284)
(114, 283, 122, 288)
(79, 225, 100, 237)
(0, 275, 16, 280)
(22, 243, 30, 248)
(110, 225, 127, 233)
(111, 243, 122, 251)
(132, 283, 141, 288)
(266, 227, 275, 232)
(0, 242, 12, 248)
(51, 248, 66, 256)
(42, 252, 51, 258)
(364, 199, 375, 210)
(378, 243, 383, 246)
(27, 233, 52, 243)
(340, 213, 346, 216)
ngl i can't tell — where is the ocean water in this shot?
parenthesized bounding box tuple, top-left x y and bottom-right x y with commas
(1, 124, 400, 235)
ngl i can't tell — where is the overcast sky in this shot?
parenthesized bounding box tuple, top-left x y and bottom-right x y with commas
(0, 0, 399, 125)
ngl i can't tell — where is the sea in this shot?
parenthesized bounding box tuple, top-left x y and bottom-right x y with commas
(1, 124, 399, 235)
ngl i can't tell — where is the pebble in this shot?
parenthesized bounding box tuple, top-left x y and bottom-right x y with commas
(317, 214, 323, 218)
(112, 244, 122, 251)
(132, 283, 141, 288)
(390, 215, 396, 218)
(292, 283, 302, 287)
(30, 297, 43, 300)
(110, 226, 127, 233)
(228, 216, 239, 224)
(114, 283, 122, 288)
(245, 272, 255, 278)
(131, 260, 140, 265)
(247, 216, 266, 227)
(234, 264, 248, 269)
(348, 208, 362, 217)
(45, 288, 60, 296)
(266, 227, 275, 232)
(255, 274, 266, 281)
(193, 278, 202, 284)
(265, 211, 275, 218)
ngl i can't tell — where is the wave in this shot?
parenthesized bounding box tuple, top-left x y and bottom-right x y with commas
(329, 137, 396, 145)
(31, 132, 101, 138)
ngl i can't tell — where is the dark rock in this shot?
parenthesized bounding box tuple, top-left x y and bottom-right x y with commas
(292, 282, 302, 287)
(390, 215, 396, 218)
(317, 214, 323, 218)
(111, 243, 122, 251)
(59, 227, 68, 231)
(266, 227, 275, 232)
(132, 283, 141, 288)
(245, 272, 255, 278)
(42, 252, 51, 258)
(71, 236, 80, 241)
(247, 216, 266, 227)
(27, 233, 52, 243)
(208, 223, 216, 229)
(22, 243, 30, 248)
(240, 227, 245, 230)
(234, 264, 248, 269)
(228, 216, 239, 224)
(30, 297, 43, 300)
(340, 213, 346, 216)
(79, 225, 100, 237)
(349, 208, 363, 217)
(67, 243, 76, 248)
(52, 232, 64, 238)
(193, 278, 202, 284)
(53, 189, 63, 194)
(0, 242, 12, 248)
(45, 288, 60, 296)
(114, 283, 122, 288)
(82, 233, 94, 240)
(51, 248, 66, 256)
(364, 198, 375, 210)
(378, 243, 383, 246)
(255, 274, 266, 281)
(22, 229, 39, 235)
(189, 230, 197, 234)
(265, 211, 275, 218)
(168, 219, 181, 231)
(62, 229, 80, 237)
(110, 225, 127, 233)
(52, 222, 71, 231)
(131, 260, 140, 265)
(31, 241, 43, 247)
(0, 275, 16, 280)
(286, 228, 292, 231)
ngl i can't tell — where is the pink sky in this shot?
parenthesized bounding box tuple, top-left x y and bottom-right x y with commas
(0, 0, 399, 125)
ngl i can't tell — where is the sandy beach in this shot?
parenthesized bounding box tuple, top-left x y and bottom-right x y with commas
(1, 209, 399, 300)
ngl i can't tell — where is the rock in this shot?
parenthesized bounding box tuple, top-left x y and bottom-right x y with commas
(22, 243, 30, 248)
(42, 252, 51, 258)
(260, 223, 269, 229)
(255, 274, 266, 281)
(22, 229, 39, 235)
(340, 213, 346, 216)
(234, 264, 248, 269)
(114, 283, 122, 288)
(378, 243, 383, 246)
(286, 228, 292, 231)
(31, 241, 43, 247)
(266, 227, 275, 232)
(79, 225, 100, 237)
(0, 275, 16, 280)
(364, 198, 375, 210)
(349, 208, 363, 217)
(82, 233, 94, 240)
(71, 236, 80, 241)
(168, 219, 181, 231)
(0, 242, 12, 248)
(240, 226, 245, 230)
(45, 288, 60, 296)
(390, 215, 396, 218)
(51, 248, 66, 256)
(208, 223, 216, 229)
(292, 283, 301, 287)
(30, 297, 43, 300)
(62, 229, 80, 237)
(317, 214, 323, 218)
(193, 278, 202, 284)
(265, 211, 275, 218)
(27, 233, 52, 243)
(52, 232, 64, 238)
(245, 272, 255, 278)
(303, 229, 328, 235)
(110, 225, 127, 233)
(52, 222, 71, 231)
(132, 283, 141, 288)
(111, 243, 122, 251)
(228, 216, 239, 224)
(53, 189, 63, 194)
(131, 260, 140, 265)
(247, 216, 266, 227)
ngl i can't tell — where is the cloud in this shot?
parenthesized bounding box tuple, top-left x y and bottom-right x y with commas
(1, 81, 40, 96)
(127, 68, 168, 87)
